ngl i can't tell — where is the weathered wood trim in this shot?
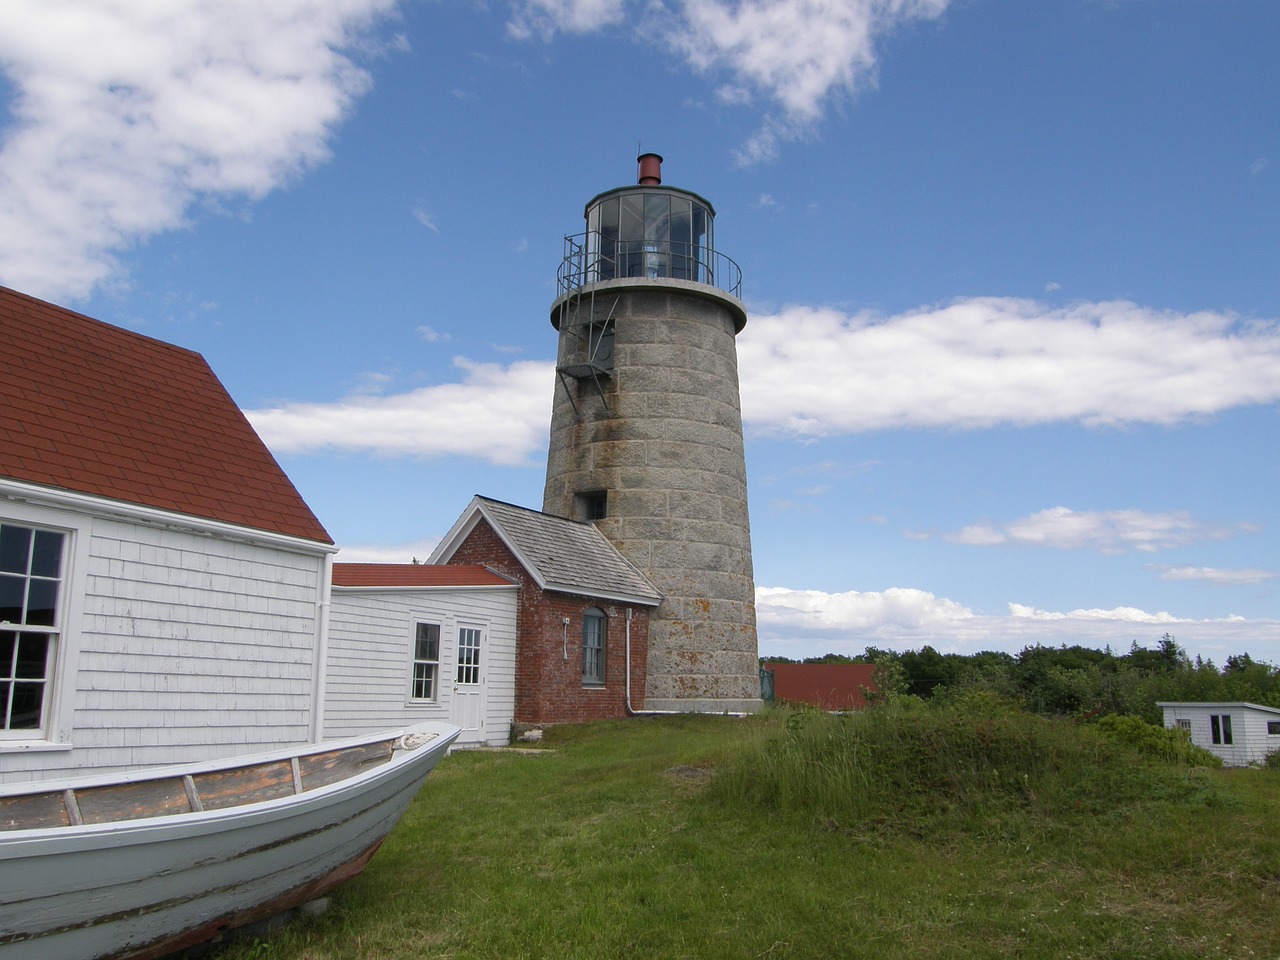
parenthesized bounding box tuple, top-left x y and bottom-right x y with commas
(63, 789, 83, 826)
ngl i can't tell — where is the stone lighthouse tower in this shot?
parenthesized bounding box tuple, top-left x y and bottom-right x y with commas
(542, 154, 760, 714)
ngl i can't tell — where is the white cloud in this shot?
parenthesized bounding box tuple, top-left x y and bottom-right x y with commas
(666, 0, 949, 163)
(417, 325, 451, 343)
(507, 0, 626, 40)
(245, 358, 555, 467)
(335, 537, 441, 563)
(756, 584, 1280, 661)
(757, 585, 973, 632)
(0, 0, 399, 302)
(738, 298, 1280, 434)
(946, 507, 1241, 555)
(1153, 565, 1278, 586)
(412, 207, 439, 232)
(509, 0, 949, 163)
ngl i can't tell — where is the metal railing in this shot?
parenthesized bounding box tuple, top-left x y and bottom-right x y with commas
(557, 232, 742, 300)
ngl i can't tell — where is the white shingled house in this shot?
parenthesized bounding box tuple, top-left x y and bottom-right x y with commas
(1159, 701, 1280, 766)
(0, 286, 336, 785)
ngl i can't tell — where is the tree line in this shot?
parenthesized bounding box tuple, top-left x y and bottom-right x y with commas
(763, 634, 1280, 724)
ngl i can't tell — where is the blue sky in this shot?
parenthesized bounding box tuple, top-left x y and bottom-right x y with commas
(1, 0, 1277, 664)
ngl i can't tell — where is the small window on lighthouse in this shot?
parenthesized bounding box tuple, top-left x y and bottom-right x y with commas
(576, 490, 608, 522)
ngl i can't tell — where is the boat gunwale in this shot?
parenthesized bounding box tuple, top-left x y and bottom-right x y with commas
(0, 721, 460, 851)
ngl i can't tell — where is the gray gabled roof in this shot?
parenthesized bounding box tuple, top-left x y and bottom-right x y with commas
(429, 496, 661, 606)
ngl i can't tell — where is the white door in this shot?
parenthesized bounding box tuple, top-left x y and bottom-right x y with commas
(451, 625, 484, 738)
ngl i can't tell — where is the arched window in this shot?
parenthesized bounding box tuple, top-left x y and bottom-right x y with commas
(582, 608, 606, 686)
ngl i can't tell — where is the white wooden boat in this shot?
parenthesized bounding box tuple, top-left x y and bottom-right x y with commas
(0, 720, 461, 960)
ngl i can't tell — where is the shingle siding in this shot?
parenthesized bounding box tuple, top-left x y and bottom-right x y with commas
(325, 585, 517, 747)
(0, 507, 326, 785)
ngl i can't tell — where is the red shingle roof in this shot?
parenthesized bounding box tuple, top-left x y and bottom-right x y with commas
(0, 286, 331, 544)
(332, 563, 512, 588)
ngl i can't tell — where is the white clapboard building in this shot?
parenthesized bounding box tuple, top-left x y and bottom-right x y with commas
(1160, 701, 1280, 767)
(0, 286, 337, 785)
(326, 563, 518, 748)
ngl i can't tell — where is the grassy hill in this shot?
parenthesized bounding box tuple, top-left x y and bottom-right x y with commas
(218, 706, 1280, 959)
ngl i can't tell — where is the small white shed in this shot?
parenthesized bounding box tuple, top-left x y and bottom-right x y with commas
(326, 563, 518, 748)
(1159, 701, 1280, 766)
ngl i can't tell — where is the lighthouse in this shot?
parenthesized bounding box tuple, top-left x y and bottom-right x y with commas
(542, 154, 761, 714)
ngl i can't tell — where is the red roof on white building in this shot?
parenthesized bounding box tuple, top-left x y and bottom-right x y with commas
(0, 285, 331, 544)
(331, 563, 513, 588)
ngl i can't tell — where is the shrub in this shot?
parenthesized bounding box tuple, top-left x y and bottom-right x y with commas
(1093, 713, 1222, 767)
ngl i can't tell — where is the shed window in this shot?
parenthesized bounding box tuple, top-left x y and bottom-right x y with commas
(0, 523, 65, 738)
(1210, 714, 1233, 746)
(582, 608, 606, 686)
(411, 622, 441, 701)
(1268, 721, 1280, 736)
(1175, 719, 1191, 732)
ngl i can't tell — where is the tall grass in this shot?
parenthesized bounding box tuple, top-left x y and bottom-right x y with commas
(711, 699, 1224, 839)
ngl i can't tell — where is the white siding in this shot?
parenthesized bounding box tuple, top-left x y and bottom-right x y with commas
(1, 500, 327, 784)
(1161, 703, 1280, 766)
(326, 586, 517, 748)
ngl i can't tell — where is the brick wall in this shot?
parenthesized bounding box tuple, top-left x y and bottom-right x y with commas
(446, 520, 649, 724)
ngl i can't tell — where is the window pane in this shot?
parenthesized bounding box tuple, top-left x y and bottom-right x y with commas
(26, 580, 57, 627)
(413, 663, 436, 701)
(1222, 715, 1233, 745)
(0, 629, 14, 674)
(15, 633, 48, 679)
(30, 531, 63, 579)
(1210, 715, 1222, 744)
(9, 682, 42, 729)
(0, 576, 22, 624)
(0, 525, 30, 575)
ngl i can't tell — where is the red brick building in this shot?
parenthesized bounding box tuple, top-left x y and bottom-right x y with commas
(430, 497, 661, 725)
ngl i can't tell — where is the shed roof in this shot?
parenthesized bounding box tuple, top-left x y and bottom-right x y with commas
(1158, 701, 1280, 716)
(429, 495, 661, 606)
(332, 563, 513, 589)
(0, 285, 330, 544)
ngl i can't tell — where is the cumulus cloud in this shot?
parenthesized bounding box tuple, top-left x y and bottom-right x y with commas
(508, 0, 949, 163)
(667, 0, 949, 163)
(756, 585, 1280, 660)
(245, 358, 555, 467)
(0, 0, 398, 302)
(738, 298, 1280, 434)
(946, 507, 1242, 555)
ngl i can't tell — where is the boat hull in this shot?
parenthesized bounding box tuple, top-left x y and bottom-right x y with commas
(0, 721, 460, 960)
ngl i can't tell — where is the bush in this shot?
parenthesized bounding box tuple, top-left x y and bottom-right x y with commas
(1093, 713, 1222, 767)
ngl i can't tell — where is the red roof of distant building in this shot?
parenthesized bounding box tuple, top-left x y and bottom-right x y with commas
(332, 563, 513, 588)
(766, 662, 878, 711)
(0, 285, 331, 544)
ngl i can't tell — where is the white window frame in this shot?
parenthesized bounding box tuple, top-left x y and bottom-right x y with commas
(1210, 713, 1233, 746)
(0, 499, 89, 752)
(582, 607, 606, 687)
(409, 620, 442, 703)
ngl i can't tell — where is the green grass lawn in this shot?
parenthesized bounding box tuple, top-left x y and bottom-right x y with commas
(217, 710, 1280, 960)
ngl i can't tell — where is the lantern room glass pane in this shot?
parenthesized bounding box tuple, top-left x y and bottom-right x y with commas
(670, 197, 692, 280)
